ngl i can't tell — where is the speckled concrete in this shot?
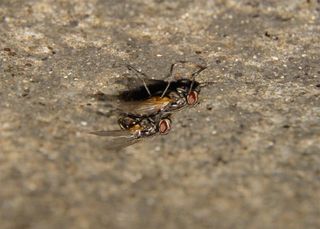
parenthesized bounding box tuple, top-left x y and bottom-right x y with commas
(0, 0, 319, 228)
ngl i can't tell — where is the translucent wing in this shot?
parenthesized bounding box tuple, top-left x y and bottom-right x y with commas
(104, 137, 140, 150)
(116, 97, 173, 116)
(91, 97, 160, 116)
(89, 129, 140, 150)
(89, 129, 133, 138)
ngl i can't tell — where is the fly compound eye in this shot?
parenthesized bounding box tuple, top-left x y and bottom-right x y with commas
(158, 118, 171, 135)
(187, 90, 198, 106)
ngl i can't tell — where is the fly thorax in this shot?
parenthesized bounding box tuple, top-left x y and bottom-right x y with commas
(177, 97, 187, 106)
(168, 91, 181, 100)
(140, 125, 156, 137)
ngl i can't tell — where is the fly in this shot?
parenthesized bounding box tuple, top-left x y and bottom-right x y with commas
(89, 60, 211, 149)
(101, 61, 209, 117)
(90, 113, 172, 149)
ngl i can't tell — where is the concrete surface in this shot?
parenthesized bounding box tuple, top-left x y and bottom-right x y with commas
(0, 0, 319, 228)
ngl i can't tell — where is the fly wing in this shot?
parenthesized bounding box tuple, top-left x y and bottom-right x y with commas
(89, 129, 140, 150)
(89, 93, 153, 117)
(89, 129, 133, 138)
(104, 137, 140, 150)
(89, 130, 139, 150)
(90, 95, 163, 116)
(116, 98, 172, 116)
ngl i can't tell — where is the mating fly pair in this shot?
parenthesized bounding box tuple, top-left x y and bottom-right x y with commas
(90, 61, 207, 148)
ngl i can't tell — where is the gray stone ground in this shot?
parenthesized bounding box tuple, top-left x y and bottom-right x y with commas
(0, 0, 319, 228)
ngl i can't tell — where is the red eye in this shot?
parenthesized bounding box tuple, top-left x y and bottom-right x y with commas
(187, 91, 198, 105)
(159, 118, 171, 135)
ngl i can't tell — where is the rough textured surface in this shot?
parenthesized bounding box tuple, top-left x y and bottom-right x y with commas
(0, 0, 319, 228)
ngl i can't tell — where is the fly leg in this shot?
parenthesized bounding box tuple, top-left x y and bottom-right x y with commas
(126, 64, 152, 97)
(188, 64, 207, 94)
(161, 60, 202, 97)
(160, 62, 180, 98)
(191, 64, 207, 79)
